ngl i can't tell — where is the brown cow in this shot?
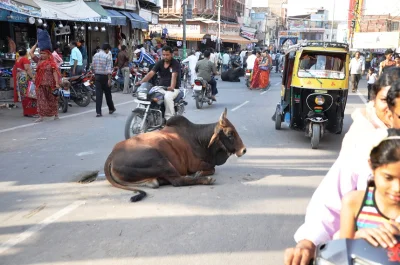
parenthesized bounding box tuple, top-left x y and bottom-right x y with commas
(104, 108, 246, 202)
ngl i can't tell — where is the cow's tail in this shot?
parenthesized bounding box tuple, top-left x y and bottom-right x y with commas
(104, 153, 147, 202)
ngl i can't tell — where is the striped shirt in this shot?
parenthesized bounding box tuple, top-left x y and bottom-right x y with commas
(356, 185, 389, 229)
(92, 50, 113, 75)
(134, 52, 156, 65)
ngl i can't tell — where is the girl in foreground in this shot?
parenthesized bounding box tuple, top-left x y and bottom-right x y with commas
(340, 129, 400, 248)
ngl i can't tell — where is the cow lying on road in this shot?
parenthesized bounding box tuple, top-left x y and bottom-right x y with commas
(104, 108, 246, 202)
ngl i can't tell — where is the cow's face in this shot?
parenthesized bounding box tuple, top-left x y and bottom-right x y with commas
(208, 108, 247, 157)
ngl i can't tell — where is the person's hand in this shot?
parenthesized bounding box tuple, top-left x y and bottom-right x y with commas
(135, 80, 142, 86)
(355, 221, 400, 248)
(284, 240, 316, 265)
(108, 79, 111, 87)
(167, 86, 174, 91)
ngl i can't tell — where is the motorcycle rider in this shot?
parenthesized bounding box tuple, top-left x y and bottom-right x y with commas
(195, 50, 218, 101)
(136, 45, 181, 121)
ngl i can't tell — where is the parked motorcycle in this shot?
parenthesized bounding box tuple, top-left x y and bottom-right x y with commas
(111, 67, 134, 93)
(82, 70, 96, 102)
(62, 75, 91, 107)
(124, 83, 188, 139)
(311, 235, 400, 264)
(193, 77, 214, 109)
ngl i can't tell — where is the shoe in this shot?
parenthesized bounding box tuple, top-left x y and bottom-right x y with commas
(96, 114, 102, 117)
(109, 109, 116, 114)
(211, 96, 217, 101)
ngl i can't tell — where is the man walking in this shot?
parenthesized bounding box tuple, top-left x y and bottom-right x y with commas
(349, 51, 365, 93)
(117, 45, 130, 94)
(78, 40, 88, 71)
(91, 43, 116, 117)
(69, 41, 83, 76)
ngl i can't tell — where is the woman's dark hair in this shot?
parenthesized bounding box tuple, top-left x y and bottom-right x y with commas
(368, 67, 374, 73)
(18, 47, 27, 56)
(256, 51, 261, 56)
(162, 45, 173, 53)
(387, 80, 400, 111)
(372, 67, 400, 99)
(370, 129, 400, 170)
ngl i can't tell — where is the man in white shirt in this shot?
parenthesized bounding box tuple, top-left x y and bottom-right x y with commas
(349, 51, 365, 93)
(182, 52, 198, 85)
(240, 50, 247, 67)
(246, 50, 257, 71)
(222, 52, 230, 72)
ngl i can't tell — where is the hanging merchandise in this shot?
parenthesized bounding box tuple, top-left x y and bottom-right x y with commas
(177, 41, 182, 47)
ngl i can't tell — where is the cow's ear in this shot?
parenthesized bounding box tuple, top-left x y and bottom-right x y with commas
(208, 129, 222, 148)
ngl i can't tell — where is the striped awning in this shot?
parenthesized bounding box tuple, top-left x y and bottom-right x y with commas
(168, 33, 205, 41)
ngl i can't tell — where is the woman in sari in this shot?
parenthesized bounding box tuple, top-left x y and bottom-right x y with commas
(29, 42, 62, 123)
(250, 51, 262, 89)
(258, 51, 272, 89)
(12, 47, 37, 116)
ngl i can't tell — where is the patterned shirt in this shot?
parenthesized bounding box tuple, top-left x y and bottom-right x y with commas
(134, 52, 156, 65)
(92, 50, 113, 75)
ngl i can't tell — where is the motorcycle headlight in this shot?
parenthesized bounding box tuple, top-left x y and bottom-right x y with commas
(137, 92, 147, 100)
(315, 95, 325, 105)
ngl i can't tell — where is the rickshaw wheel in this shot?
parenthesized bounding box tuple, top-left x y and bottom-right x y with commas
(311, 124, 321, 149)
(336, 118, 343, 134)
(275, 111, 282, 130)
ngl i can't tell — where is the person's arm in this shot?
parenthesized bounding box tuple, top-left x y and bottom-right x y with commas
(29, 43, 37, 59)
(379, 62, 383, 76)
(339, 191, 361, 239)
(168, 72, 177, 91)
(212, 62, 217, 75)
(137, 61, 158, 85)
(195, 62, 199, 73)
(182, 57, 190, 63)
(52, 68, 60, 88)
(23, 63, 34, 80)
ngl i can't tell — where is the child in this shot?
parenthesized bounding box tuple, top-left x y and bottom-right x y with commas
(366, 68, 378, 101)
(340, 128, 400, 248)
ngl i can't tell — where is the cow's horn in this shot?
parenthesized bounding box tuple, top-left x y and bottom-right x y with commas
(220, 108, 227, 121)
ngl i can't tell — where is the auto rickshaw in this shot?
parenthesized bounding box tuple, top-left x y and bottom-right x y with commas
(274, 42, 350, 149)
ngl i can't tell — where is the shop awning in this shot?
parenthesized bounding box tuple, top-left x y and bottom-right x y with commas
(221, 35, 252, 44)
(33, 0, 102, 21)
(120, 11, 148, 30)
(85, 1, 111, 23)
(168, 33, 205, 41)
(106, 9, 126, 26)
(0, 0, 41, 17)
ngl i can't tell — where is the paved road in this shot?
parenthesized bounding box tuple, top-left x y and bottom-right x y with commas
(0, 73, 368, 265)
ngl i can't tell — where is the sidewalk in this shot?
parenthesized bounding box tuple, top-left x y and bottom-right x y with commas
(0, 92, 135, 132)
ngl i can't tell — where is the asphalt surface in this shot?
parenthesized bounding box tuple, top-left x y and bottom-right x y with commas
(0, 72, 368, 265)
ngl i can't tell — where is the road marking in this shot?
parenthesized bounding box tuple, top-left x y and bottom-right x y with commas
(260, 90, 268, 95)
(231, 101, 249, 112)
(0, 100, 136, 134)
(274, 82, 281, 86)
(356, 91, 368, 105)
(0, 200, 85, 255)
(76, 151, 95, 157)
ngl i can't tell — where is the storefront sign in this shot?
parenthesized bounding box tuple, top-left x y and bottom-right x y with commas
(207, 24, 239, 35)
(0, 0, 41, 17)
(149, 23, 200, 34)
(98, 0, 113, 8)
(240, 31, 256, 40)
(250, 12, 265, 21)
(0, 9, 27, 22)
(139, 9, 151, 22)
(113, 0, 124, 9)
(125, 0, 136, 10)
(278, 31, 300, 37)
(353, 32, 400, 49)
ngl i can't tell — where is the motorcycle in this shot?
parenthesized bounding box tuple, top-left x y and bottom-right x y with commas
(245, 69, 252, 88)
(111, 67, 134, 93)
(57, 85, 70, 113)
(311, 235, 400, 264)
(131, 63, 150, 96)
(82, 70, 96, 102)
(62, 75, 91, 107)
(193, 77, 214, 109)
(124, 83, 188, 139)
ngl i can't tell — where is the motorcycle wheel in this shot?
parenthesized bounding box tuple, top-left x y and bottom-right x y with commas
(195, 94, 204, 109)
(311, 123, 321, 149)
(74, 90, 91, 107)
(124, 111, 148, 139)
(58, 96, 68, 113)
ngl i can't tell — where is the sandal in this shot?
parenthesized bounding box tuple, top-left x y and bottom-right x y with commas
(34, 117, 44, 123)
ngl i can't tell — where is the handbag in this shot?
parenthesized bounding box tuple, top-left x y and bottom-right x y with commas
(26, 81, 37, 99)
(259, 66, 269, 71)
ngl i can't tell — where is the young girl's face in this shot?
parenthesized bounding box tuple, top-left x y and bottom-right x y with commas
(374, 161, 400, 205)
(368, 69, 373, 75)
(374, 86, 391, 127)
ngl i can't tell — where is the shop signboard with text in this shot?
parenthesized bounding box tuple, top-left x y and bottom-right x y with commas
(139, 9, 152, 22)
(125, 0, 136, 10)
(149, 24, 200, 34)
(99, 0, 113, 7)
(0, 0, 41, 17)
(207, 24, 240, 36)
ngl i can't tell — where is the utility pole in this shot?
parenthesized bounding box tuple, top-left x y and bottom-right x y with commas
(182, 0, 187, 59)
(329, 0, 335, 42)
(216, 0, 222, 52)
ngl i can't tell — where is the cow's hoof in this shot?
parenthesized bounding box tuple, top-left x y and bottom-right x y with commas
(205, 177, 216, 185)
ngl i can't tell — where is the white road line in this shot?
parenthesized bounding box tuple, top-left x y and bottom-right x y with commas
(356, 91, 368, 105)
(0, 200, 85, 255)
(274, 82, 281, 86)
(0, 100, 136, 134)
(76, 151, 95, 157)
(260, 90, 268, 95)
(231, 101, 249, 112)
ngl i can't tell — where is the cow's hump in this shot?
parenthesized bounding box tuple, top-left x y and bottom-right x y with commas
(166, 116, 192, 127)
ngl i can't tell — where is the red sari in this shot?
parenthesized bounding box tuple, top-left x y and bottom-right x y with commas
(259, 56, 272, 89)
(250, 57, 262, 89)
(34, 52, 61, 117)
(12, 56, 38, 116)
